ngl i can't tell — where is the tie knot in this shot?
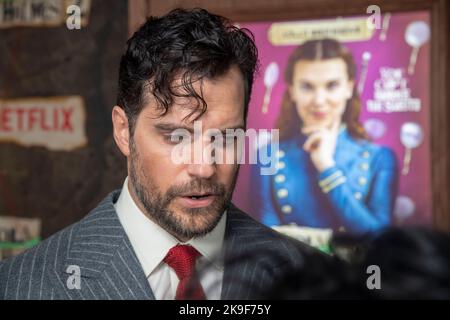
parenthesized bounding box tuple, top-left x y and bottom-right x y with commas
(163, 245, 201, 280)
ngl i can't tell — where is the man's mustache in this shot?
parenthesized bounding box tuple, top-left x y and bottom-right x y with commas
(165, 179, 227, 199)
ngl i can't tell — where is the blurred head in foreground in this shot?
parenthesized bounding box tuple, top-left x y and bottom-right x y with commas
(263, 226, 450, 299)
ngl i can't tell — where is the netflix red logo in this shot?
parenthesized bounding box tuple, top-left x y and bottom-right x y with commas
(0, 96, 87, 151)
(0, 107, 74, 132)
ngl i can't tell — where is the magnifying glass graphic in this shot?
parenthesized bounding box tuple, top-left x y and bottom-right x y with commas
(400, 122, 424, 175)
(405, 21, 430, 75)
(357, 51, 371, 94)
(261, 62, 279, 114)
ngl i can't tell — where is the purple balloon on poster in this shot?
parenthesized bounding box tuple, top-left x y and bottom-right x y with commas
(394, 195, 416, 221)
(364, 118, 386, 140)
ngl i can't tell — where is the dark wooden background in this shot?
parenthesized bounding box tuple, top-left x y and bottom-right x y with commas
(0, 0, 128, 238)
(0, 0, 448, 239)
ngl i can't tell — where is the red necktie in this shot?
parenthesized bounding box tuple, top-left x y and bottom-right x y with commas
(163, 244, 206, 300)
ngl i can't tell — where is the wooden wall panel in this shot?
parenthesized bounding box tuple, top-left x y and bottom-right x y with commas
(0, 0, 128, 238)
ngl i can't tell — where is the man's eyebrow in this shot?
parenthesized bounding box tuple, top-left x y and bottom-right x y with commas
(154, 123, 246, 134)
(154, 123, 195, 133)
(220, 125, 246, 133)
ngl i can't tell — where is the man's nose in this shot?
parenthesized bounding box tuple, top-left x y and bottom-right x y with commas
(186, 139, 217, 179)
(187, 162, 216, 179)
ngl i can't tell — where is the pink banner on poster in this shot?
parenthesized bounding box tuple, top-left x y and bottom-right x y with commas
(233, 11, 431, 231)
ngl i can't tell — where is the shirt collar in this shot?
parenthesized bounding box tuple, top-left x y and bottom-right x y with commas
(114, 177, 226, 277)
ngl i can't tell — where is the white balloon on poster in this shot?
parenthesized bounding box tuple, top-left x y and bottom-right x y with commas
(405, 21, 430, 47)
(401, 122, 424, 149)
(394, 196, 416, 221)
(405, 21, 430, 75)
(400, 122, 424, 175)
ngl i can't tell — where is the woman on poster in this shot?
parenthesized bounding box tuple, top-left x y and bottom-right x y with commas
(252, 39, 399, 234)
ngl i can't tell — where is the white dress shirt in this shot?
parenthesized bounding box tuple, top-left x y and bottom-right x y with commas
(114, 177, 225, 300)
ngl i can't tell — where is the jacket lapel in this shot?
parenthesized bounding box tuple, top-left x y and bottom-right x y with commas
(221, 204, 276, 300)
(59, 191, 155, 300)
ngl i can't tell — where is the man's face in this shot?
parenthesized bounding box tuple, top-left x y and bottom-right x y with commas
(124, 66, 245, 241)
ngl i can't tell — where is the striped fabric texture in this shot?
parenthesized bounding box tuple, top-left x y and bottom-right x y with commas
(0, 190, 312, 300)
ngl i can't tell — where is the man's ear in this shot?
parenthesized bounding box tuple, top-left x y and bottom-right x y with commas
(112, 106, 131, 157)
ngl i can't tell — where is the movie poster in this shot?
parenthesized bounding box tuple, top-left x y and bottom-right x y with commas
(233, 11, 431, 243)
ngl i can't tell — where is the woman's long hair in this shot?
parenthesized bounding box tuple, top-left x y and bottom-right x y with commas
(276, 39, 367, 141)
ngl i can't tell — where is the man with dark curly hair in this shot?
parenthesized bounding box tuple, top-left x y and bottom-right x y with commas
(0, 8, 319, 300)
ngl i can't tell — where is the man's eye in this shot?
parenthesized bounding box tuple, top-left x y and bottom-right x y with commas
(164, 133, 188, 144)
(225, 135, 238, 144)
(209, 135, 237, 147)
(220, 135, 238, 147)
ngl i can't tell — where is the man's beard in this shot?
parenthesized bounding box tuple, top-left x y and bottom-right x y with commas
(128, 139, 238, 240)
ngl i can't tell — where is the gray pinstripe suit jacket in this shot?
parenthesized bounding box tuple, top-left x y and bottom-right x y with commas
(0, 190, 315, 300)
